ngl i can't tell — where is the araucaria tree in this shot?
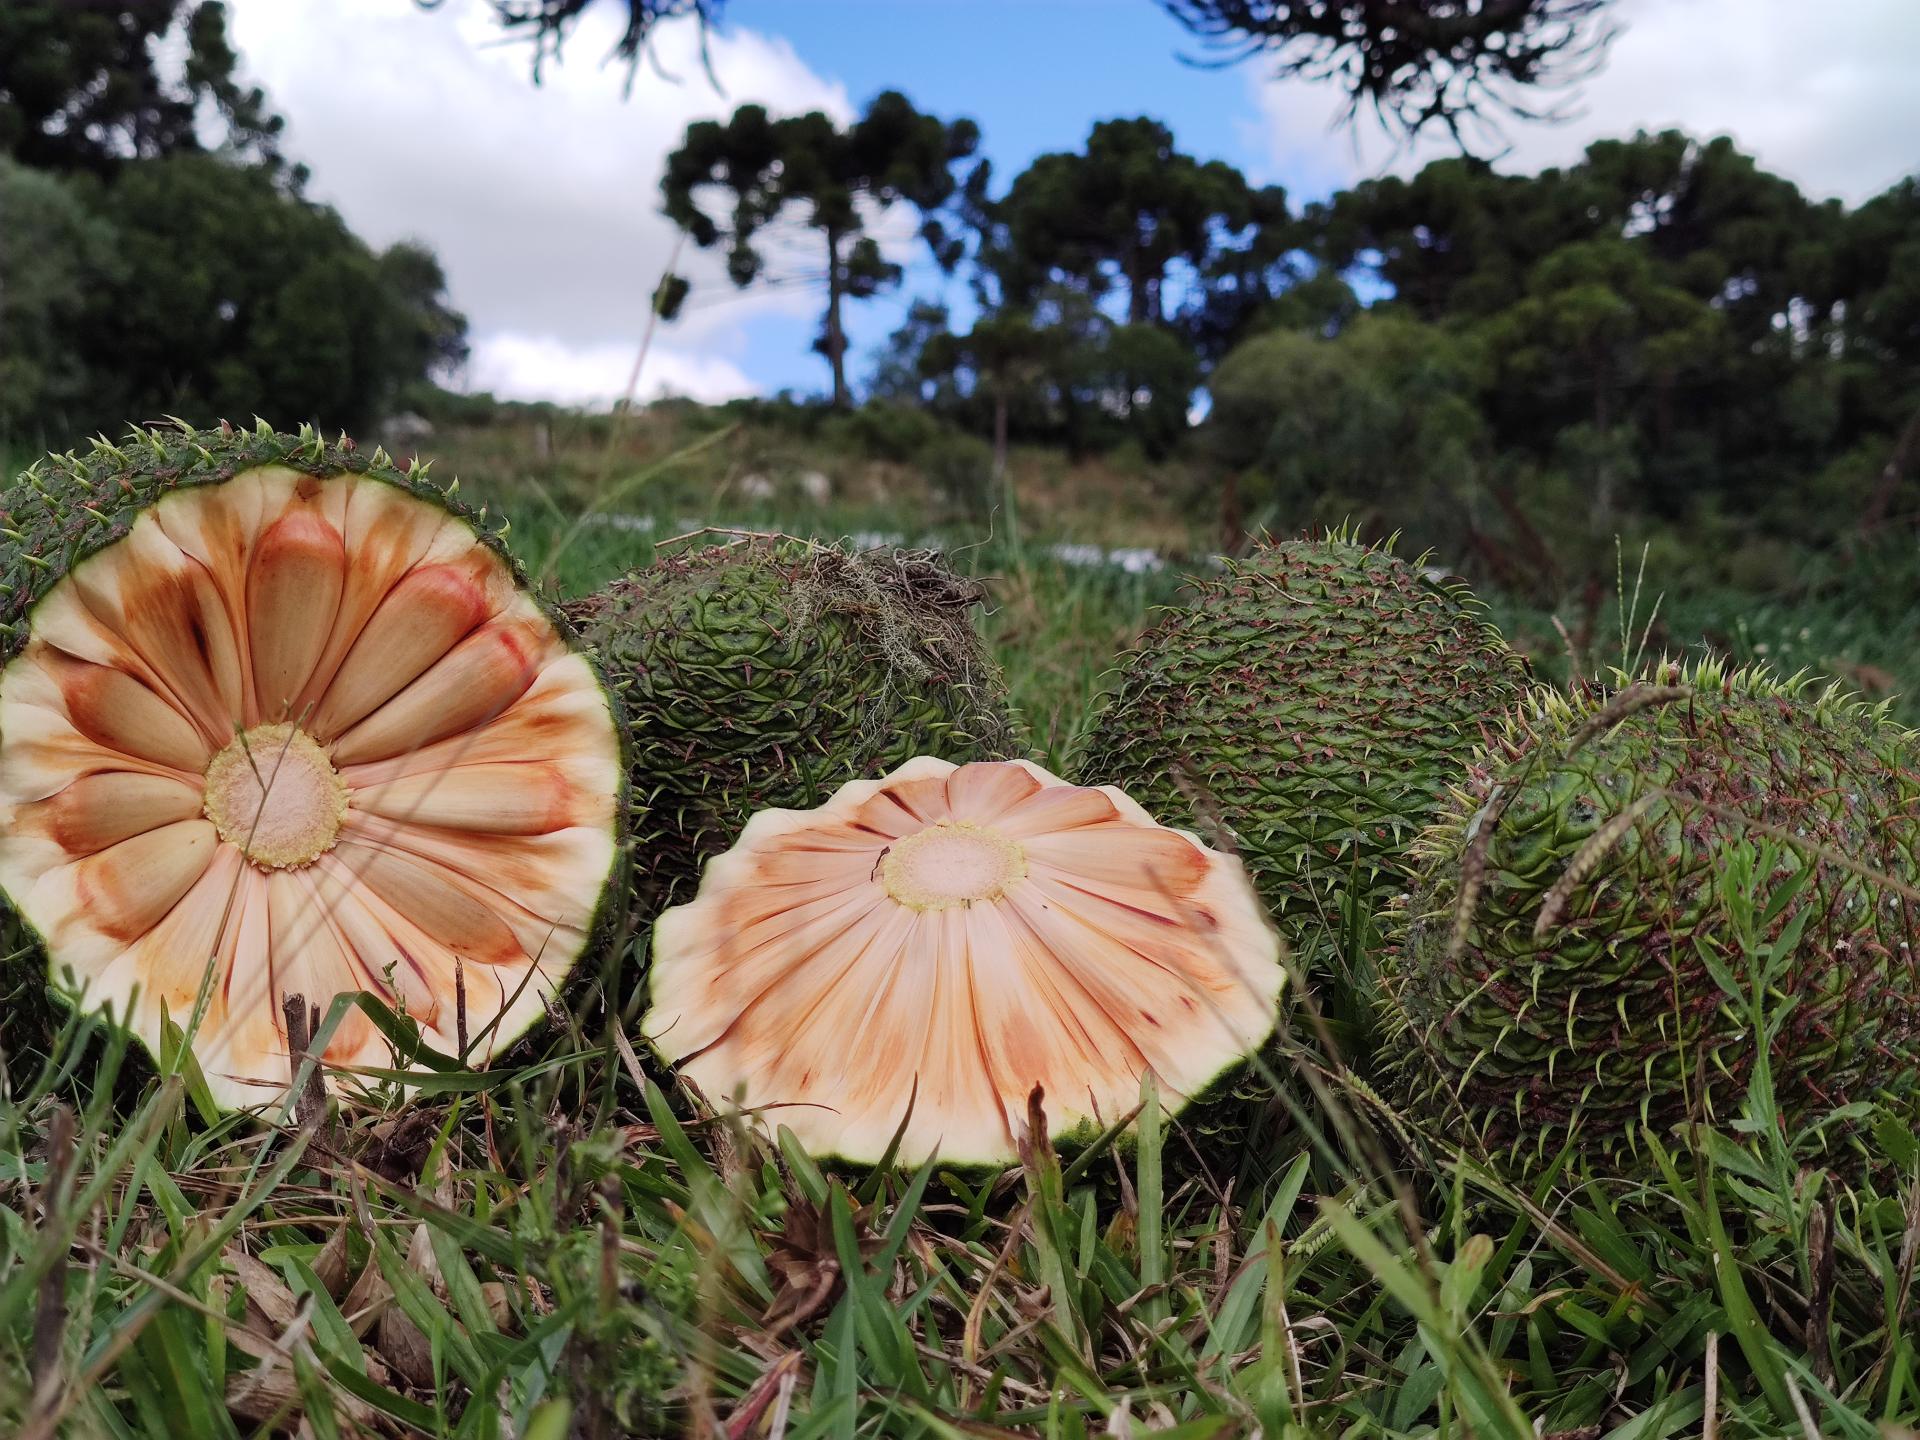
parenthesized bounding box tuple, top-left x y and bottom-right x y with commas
(989, 117, 1269, 327)
(662, 92, 981, 408)
(0, 1, 467, 440)
(1159, 0, 1618, 143)
(0, 0, 287, 174)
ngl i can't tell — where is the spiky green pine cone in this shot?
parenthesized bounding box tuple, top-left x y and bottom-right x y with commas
(1385, 662, 1920, 1178)
(568, 537, 1022, 917)
(1075, 534, 1529, 992)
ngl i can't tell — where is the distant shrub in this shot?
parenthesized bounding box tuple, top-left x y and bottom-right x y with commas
(0, 158, 123, 444)
(1789, 438, 1891, 531)
(1209, 312, 1489, 539)
(1091, 323, 1199, 461)
(915, 432, 996, 517)
(823, 401, 944, 461)
(395, 382, 503, 427)
(1718, 535, 1804, 592)
(719, 394, 833, 437)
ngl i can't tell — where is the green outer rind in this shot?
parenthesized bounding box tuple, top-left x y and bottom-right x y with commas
(568, 536, 1022, 920)
(0, 912, 60, 1072)
(0, 420, 632, 1091)
(1074, 531, 1530, 970)
(1383, 659, 1920, 1177)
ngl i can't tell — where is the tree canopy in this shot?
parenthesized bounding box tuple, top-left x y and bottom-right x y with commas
(846, 120, 1920, 561)
(1208, 311, 1485, 536)
(1159, 0, 1617, 143)
(986, 118, 1279, 328)
(0, 2, 466, 442)
(661, 91, 981, 408)
(429, 0, 724, 85)
(0, 1, 286, 174)
(440, 0, 1617, 147)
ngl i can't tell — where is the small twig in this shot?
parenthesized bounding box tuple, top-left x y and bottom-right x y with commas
(963, 1199, 1031, 1365)
(602, 230, 688, 464)
(1702, 1330, 1720, 1440)
(283, 994, 334, 1153)
(764, 1360, 799, 1440)
(725, 1353, 802, 1440)
(599, 1174, 622, 1312)
(455, 959, 470, 1062)
(611, 1020, 651, 1095)
(29, 1104, 75, 1419)
(1533, 793, 1662, 938)
(1783, 1368, 1821, 1440)
(652, 523, 789, 554)
(1659, 791, 1920, 908)
(1561, 683, 1689, 757)
(1271, 1223, 1306, 1414)
(1806, 1196, 1835, 1384)
(1550, 613, 1584, 687)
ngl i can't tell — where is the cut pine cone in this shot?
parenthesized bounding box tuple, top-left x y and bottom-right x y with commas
(644, 757, 1284, 1168)
(0, 424, 625, 1109)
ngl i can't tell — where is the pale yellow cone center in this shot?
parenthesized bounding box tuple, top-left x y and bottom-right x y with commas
(880, 821, 1027, 911)
(202, 724, 348, 870)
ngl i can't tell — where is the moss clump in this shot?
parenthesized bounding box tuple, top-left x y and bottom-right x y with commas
(569, 535, 1022, 917)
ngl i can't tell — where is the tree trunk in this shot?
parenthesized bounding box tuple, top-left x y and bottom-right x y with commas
(1218, 468, 1243, 554)
(823, 228, 851, 410)
(992, 391, 1015, 539)
(1860, 401, 1920, 535)
(1124, 235, 1152, 326)
(991, 392, 1009, 483)
(1590, 361, 1613, 534)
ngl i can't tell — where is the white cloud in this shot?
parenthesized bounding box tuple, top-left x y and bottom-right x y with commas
(468, 332, 756, 406)
(223, 0, 854, 402)
(1248, 0, 1920, 206)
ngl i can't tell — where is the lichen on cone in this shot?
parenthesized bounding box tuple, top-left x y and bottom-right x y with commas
(1386, 661, 1920, 1176)
(0, 422, 626, 1108)
(642, 756, 1284, 1169)
(567, 535, 1021, 921)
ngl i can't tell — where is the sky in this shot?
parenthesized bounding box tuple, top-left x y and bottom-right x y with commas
(220, 0, 1920, 409)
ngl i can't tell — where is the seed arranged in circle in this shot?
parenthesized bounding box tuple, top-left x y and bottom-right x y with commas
(644, 757, 1285, 1168)
(0, 440, 624, 1108)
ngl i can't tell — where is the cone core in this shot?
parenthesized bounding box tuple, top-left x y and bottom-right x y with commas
(202, 724, 347, 870)
(880, 821, 1026, 911)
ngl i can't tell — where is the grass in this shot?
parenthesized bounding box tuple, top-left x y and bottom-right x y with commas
(422, 409, 1920, 754)
(2, 418, 1919, 1436)
(5, 911, 1918, 1437)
